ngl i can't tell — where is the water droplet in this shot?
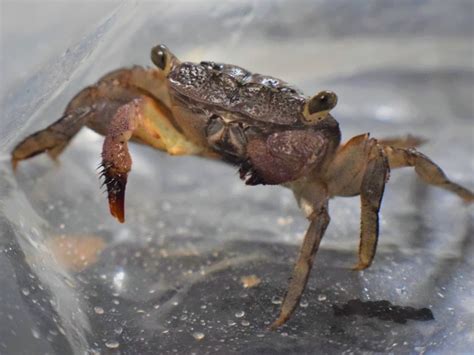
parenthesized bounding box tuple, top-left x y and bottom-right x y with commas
(256, 333, 265, 338)
(281, 332, 288, 337)
(112, 299, 120, 305)
(200, 305, 207, 309)
(114, 327, 123, 335)
(271, 296, 282, 305)
(153, 304, 160, 309)
(317, 294, 327, 301)
(94, 306, 104, 315)
(227, 320, 236, 326)
(21, 288, 30, 296)
(192, 332, 205, 341)
(300, 299, 309, 308)
(105, 340, 119, 349)
(395, 287, 407, 295)
(241, 320, 250, 326)
(31, 328, 40, 339)
(180, 314, 188, 321)
(235, 310, 245, 318)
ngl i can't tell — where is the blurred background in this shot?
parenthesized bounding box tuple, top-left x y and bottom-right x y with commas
(0, 1, 473, 354)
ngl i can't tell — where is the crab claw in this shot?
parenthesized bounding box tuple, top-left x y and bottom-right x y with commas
(100, 129, 133, 223)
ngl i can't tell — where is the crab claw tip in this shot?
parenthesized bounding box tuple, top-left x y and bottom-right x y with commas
(109, 197, 126, 223)
(104, 172, 128, 223)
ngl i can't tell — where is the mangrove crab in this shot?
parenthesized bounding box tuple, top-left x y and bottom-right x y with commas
(11, 45, 474, 329)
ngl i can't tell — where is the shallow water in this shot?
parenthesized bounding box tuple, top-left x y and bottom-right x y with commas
(1, 1, 473, 354)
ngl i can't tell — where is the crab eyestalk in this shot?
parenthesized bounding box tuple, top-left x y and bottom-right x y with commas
(303, 90, 338, 124)
(151, 44, 180, 75)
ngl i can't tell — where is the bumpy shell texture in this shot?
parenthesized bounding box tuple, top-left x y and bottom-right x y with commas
(168, 61, 306, 125)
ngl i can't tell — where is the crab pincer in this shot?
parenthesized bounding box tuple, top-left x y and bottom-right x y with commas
(99, 115, 133, 223)
(98, 99, 146, 223)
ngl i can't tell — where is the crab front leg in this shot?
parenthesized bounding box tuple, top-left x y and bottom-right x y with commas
(270, 183, 330, 330)
(100, 95, 208, 222)
(99, 99, 142, 223)
(11, 66, 166, 170)
(12, 65, 208, 222)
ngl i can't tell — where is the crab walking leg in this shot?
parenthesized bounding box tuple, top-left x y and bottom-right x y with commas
(11, 109, 92, 170)
(353, 145, 390, 271)
(377, 135, 426, 149)
(270, 187, 330, 329)
(384, 146, 474, 203)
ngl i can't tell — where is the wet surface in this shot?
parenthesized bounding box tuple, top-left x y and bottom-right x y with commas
(1, 1, 473, 354)
(2, 228, 465, 354)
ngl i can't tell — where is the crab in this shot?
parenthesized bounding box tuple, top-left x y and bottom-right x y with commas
(11, 45, 474, 329)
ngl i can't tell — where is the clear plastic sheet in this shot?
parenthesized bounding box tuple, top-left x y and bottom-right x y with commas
(1, 1, 473, 354)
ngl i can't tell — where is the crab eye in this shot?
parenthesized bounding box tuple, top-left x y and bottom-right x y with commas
(151, 44, 168, 70)
(303, 91, 338, 123)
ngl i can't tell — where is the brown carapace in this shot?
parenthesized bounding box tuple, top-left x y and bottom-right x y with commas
(11, 45, 474, 329)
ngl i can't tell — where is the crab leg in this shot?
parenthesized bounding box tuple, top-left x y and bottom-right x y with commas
(270, 185, 330, 329)
(353, 145, 390, 270)
(99, 96, 207, 223)
(99, 99, 144, 223)
(11, 66, 159, 170)
(377, 134, 426, 149)
(383, 146, 474, 203)
(11, 110, 90, 170)
(12, 65, 209, 222)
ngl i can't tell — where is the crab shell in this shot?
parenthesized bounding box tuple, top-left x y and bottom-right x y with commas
(151, 46, 342, 183)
